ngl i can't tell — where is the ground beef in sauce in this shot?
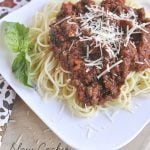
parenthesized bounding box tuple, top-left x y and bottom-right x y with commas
(50, 0, 150, 107)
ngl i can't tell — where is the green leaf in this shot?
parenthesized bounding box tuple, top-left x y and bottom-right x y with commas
(12, 52, 32, 87)
(3, 21, 29, 53)
(3, 21, 32, 87)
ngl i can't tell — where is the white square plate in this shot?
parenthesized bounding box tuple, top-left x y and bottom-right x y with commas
(0, 0, 150, 149)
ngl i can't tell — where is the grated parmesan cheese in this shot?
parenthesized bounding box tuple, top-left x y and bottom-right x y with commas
(144, 59, 150, 67)
(54, 16, 71, 26)
(65, 3, 150, 79)
(135, 61, 144, 65)
(97, 60, 123, 79)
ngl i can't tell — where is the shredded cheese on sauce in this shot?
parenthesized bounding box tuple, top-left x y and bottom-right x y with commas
(65, 4, 150, 79)
(97, 60, 123, 79)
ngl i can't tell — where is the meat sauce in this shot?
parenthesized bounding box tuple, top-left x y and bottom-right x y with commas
(50, 0, 150, 106)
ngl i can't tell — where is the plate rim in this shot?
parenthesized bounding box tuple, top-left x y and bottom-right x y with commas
(0, 1, 150, 149)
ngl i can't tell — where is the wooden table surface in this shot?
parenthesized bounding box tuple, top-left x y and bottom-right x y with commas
(1, 96, 150, 150)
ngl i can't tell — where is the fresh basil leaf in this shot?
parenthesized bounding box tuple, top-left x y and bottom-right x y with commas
(3, 21, 29, 53)
(3, 21, 32, 87)
(12, 52, 31, 87)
